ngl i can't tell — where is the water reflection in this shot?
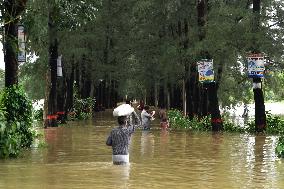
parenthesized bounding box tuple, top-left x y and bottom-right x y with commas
(140, 131, 155, 158)
(0, 112, 284, 189)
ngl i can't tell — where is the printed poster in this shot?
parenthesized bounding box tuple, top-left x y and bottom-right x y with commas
(247, 54, 264, 78)
(197, 59, 214, 83)
(18, 25, 26, 62)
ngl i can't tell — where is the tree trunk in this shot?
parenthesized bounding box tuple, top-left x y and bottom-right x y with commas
(193, 78, 200, 116)
(252, 0, 266, 132)
(65, 65, 74, 113)
(187, 63, 198, 119)
(44, 70, 51, 128)
(195, 0, 207, 118)
(154, 81, 159, 107)
(200, 84, 209, 117)
(166, 85, 170, 109)
(47, 0, 58, 127)
(158, 82, 165, 108)
(4, 22, 18, 87)
(182, 79, 187, 116)
(253, 78, 266, 132)
(57, 76, 66, 124)
(57, 59, 67, 124)
(208, 82, 223, 131)
(4, 0, 28, 87)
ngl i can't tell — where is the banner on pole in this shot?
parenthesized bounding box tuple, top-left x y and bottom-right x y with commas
(197, 59, 214, 83)
(18, 25, 26, 62)
(247, 53, 264, 78)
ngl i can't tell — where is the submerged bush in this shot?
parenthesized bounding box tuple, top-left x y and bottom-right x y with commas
(168, 109, 210, 131)
(168, 109, 190, 129)
(70, 97, 96, 120)
(266, 112, 284, 135)
(276, 136, 284, 158)
(245, 111, 284, 135)
(33, 108, 43, 121)
(0, 85, 34, 158)
(222, 121, 246, 133)
(168, 109, 284, 134)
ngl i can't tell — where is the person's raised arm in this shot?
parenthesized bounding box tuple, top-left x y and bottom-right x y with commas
(133, 111, 141, 128)
(106, 133, 112, 146)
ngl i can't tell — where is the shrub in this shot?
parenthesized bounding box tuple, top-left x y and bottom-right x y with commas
(276, 136, 284, 158)
(245, 111, 284, 134)
(168, 109, 210, 131)
(0, 85, 34, 158)
(33, 108, 43, 121)
(71, 97, 96, 120)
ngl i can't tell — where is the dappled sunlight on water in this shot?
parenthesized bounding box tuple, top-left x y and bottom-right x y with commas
(0, 111, 284, 188)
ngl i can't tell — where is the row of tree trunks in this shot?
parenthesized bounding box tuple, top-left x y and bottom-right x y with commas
(93, 79, 118, 110)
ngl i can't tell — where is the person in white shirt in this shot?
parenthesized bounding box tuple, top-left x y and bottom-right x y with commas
(141, 105, 154, 130)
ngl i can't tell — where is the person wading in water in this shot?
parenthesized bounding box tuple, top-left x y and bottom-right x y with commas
(106, 104, 139, 165)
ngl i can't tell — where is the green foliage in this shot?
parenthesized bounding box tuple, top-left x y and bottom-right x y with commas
(245, 111, 284, 134)
(265, 111, 284, 135)
(19, 61, 46, 100)
(14, 0, 284, 112)
(168, 109, 211, 131)
(0, 85, 34, 158)
(0, 69, 4, 90)
(70, 97, 96, 120)
(31, 129, 47, 148)
(33, 108, 43, 121)
(0, 120, 22, 158)
(222, 120, 246, 133)
(168, 109, 284, 134)
(168, 109, 191, 130)
(276, 136, 284, 158)
(264, 72, 284, 101)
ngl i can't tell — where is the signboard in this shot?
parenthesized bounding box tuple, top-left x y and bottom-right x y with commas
(247, 53, 264, 78)
(18, 25, 26, 62)
(57, 55, 63, 77)
(197, 59, 214, 83)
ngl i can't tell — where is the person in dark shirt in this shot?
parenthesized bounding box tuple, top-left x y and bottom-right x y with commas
(106, 116, 136, 165)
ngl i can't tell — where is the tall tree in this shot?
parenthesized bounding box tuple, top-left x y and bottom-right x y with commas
(46, 0, 59, 126)
(252, 0, 266, 132)
(4, 0, 28, 87)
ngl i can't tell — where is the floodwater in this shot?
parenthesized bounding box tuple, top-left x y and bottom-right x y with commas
(1, 111, 284, 189)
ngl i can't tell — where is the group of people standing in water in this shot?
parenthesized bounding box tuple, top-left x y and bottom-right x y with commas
(106, 100, 169, 165)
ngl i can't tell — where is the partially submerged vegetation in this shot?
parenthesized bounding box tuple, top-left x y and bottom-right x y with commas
(168, 109, 284, 157)
(0, 86, 35, 158)
(1, 0, 284, 159)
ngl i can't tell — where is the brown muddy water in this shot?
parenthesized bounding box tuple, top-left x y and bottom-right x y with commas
(0, 111, 284, 189)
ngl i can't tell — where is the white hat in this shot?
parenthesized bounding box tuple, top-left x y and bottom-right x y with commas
(113, 104, 134, 117)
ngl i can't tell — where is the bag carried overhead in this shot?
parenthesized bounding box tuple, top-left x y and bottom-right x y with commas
(113, 104, 134, 117)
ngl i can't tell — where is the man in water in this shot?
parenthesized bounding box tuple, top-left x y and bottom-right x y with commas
(106, 116, 135, 165)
